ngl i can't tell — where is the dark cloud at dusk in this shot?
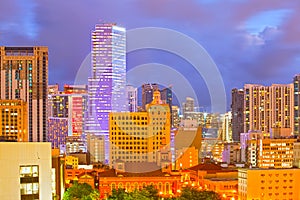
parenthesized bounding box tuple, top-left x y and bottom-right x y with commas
(0, 0, 300, 111)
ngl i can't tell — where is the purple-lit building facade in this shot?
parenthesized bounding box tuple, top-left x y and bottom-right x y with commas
(48, 117, 68, 149)
(85, 23, 127, 163)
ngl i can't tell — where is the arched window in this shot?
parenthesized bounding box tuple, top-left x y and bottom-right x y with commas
(118, 183, 123, 189)
(158, 182, 163, 193)
(150, 182, 155, 187)
(142, 182, 147, 188)
(166, 182, 170, 194)
(134, 182, 139, 189)
(126, 182, 131, 191)
(111, 183, 116, 190)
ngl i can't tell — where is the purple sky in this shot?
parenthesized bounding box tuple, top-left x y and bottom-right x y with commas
(0, 0, 300, 111)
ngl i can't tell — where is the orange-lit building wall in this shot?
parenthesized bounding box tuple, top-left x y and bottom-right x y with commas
(0, 100, 27, 142)
(239, 168, 300, 200)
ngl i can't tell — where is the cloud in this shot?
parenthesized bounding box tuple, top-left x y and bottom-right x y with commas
(0, 0, 38, 40)
(0, 0, 300, 111)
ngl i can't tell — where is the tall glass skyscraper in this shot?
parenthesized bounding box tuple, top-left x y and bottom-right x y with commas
(85, 23, 127, 163)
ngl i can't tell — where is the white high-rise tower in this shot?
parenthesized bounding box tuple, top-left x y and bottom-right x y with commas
(85, 23, 127, 163)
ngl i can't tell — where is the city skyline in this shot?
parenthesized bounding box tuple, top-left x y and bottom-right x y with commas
(1, 1, 300, 199)
(1, 1, 299, 111)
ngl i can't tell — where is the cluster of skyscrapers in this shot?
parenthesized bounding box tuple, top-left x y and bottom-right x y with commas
(0, 24, 178, 166)
(231, 79, 300, 141)
(2, 22, 300, 200)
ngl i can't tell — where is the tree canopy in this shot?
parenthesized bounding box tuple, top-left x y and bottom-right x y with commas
(107, 185, 159, 200)
(178, 187, 221, 200)
(107, 185, 221, 200)
(63, 182, 99, 200)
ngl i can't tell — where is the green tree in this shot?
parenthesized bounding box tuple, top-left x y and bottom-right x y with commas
(107, 188, 133, 200)
(178, 187, 221, 200)
(107, 185, 159, 200)
(63, 182, 99, 200)
(139, 185, 159, 200)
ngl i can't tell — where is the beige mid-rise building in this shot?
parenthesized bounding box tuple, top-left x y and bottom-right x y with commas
(244, 84, 294, 134)
(109, 91, 171, 166)
(241, 131, 295, 168)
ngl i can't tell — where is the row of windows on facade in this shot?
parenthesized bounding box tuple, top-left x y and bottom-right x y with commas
(1, 121, 22, 125)
(111, 156, 148, 160)
(262, 143, 294, 146)
(113, 121, 149, 126)
(260, 180, 294, 184)
(260, 173, 293, 177)
(112, 137, 164, 142)
(111, 133, 164, 139)
(111, 150, 149, 154)
(111, 144, 162, 149)
(111, 116, 148, 120)
(111, 146, 162, 151)
(108, 182, 172, 192)
(111, 135, 164, 140)
(20, 165, 39, 198)
(111, 126, 166, 131)
(239, 192, 294, 200)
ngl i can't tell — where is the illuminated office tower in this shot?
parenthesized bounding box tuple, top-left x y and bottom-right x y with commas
(222, 142, 241, 164)
(257, 138, 295, 168)
(182, 97, 195, 119)
(160, 86, 172, 107)
(0, 46, 48, 142)
(48, 86, 87, 137)
(231, 88, 244, 142)
(109, 91, 171, 167)
(141, 83, 159, 110)
(87, 134, 105, 163)
(47, 117, 68, 149)
(244, 84, 294, 134)
(62, 85, 88, 137)
(126, 85, 137, 112)
(294, 74, 300, 136)
(48, 85, 87, 152)
(48, 95, 68, 118)
(85, 23, 127, 162)
(240, 131, 295, 168)
(0, 100, 27, 142)
(171, 106, 180, 128)
(240, 130, 264, 164)
(221, 111, 232, 142)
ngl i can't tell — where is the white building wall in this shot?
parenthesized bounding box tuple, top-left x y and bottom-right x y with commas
(0, 142, 52, 200)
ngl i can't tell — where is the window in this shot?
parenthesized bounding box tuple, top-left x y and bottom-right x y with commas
(142, 182, 146, 188)
(134, 182, 139, 189)
(158, 182, 163, 192)
(126, 183, 131, 191)
(20, 165, 39, 200)
(118, 183, 123, 189)
(166, 183, 170, 194)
